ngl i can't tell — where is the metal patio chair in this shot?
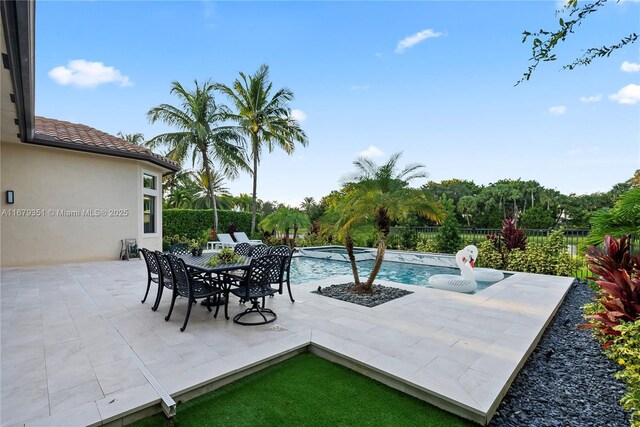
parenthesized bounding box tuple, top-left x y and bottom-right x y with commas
(269, 245, 295, 302)
(140, 248, 160, 304)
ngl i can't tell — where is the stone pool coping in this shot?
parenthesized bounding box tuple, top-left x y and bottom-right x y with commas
(1, 261, 573, 426)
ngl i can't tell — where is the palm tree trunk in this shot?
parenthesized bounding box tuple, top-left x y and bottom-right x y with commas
(201, 150, 218, 230)
(250, 136, 259, 234)
(344, 235, 360, 288)
(365, 234, 387, 292)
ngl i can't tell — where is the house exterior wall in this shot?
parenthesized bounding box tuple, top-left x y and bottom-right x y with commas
(0, 141, 165, 267)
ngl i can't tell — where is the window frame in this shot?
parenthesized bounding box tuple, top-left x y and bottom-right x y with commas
(141, 169, 160, 236)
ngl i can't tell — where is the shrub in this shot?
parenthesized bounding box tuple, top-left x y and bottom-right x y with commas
(607, 321, 640, 426)
(520, 205, 555, 229)
(416, 236, 439, 253)
(502, 218, 527, 251)
(475, 239, 503, 269)
(580, 235, 640, 344)
(297, 234, 329, 247)
(163, 209, 258, 239)
(435, 210, 462, 254)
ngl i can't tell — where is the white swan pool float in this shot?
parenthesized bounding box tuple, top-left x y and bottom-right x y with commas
(428, 247, 477, 293)
(464, 245, 505, 282)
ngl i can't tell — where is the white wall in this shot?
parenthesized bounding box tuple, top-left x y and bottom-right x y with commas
(0, 141, 167, 266)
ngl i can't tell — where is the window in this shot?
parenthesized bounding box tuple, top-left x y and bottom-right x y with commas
(143, 195, 155, 233)
(143, 173, 156, 190)
(142, 171, 159, 234)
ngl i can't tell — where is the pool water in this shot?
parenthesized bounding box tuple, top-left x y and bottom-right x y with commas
(291, 257, 503, 292)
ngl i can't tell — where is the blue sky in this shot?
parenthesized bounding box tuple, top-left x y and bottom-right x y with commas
(36, 1, 640, 207)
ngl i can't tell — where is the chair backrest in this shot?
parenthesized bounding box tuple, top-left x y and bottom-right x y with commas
(140, 248, 159, 275)
(235, 232, 250, 243)
(164, 254, 189, 296)
(168, 243, 190, 255)
(217, 233, 235, 244)
(247, 254, 283, 288)
(155, 250, 173, 288)
(250, 244, 270, 258)
(268, 245, 293, 279)
(234, 243, 253, 257)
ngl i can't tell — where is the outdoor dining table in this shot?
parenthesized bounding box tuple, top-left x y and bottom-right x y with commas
(176, 253, 251, 308)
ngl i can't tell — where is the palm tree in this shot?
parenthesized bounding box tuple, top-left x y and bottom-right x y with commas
(117, 132, 145, 145)
(233, 193, 253, 212)
(335, 153, 444, 293)
(189, 170, 231, 210)
(147, 79, 248, 229)
(215, 64, 308, 233)
(259, 206, 310, 247)
(585, 187, 640, 247)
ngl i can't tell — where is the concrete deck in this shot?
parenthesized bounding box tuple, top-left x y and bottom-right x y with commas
(0, 260, 573, 426)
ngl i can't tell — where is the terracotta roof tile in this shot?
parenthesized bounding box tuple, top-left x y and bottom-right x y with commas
(34, 116, 179, 171)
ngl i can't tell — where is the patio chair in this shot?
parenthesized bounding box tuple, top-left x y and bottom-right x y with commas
(140, 248, 160, 304)
(235, 232, 262, 245)
(269, 245, 295, 302)
(163, 253, 225, 332)
(152, 250, 174, 312)
(216, 233, 237, 249)
(168, 243, 190, 255)
(228, 254, 282, 325)
(120, 238, 140, 260)
(249, 244, 270, 258)
(234, 243, 253, 257)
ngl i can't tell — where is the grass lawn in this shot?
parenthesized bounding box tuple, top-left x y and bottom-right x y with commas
(131, 353, 475, 427)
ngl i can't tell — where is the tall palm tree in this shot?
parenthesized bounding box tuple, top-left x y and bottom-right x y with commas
(117, 132, 145, 145)
(147, 79, 248, 229)
(335, 152, 444, 293)
(233, 193, 253, 212)
(215, 64, 308, 233)
(189, 170, 231, 210)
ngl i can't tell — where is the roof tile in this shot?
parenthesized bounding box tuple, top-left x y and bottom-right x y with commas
(34, 116, 179, 171)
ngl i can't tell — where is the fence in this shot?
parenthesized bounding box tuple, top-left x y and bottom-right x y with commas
(389, 227, 600, 278)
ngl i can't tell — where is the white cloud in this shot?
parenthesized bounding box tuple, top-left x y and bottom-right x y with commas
(48, 59, 132, 88)
(579, 94, 602, 103)
(350, 85, 371, 91)
(549, 105, 567, 115)
(609, 84, 640, 105)
(290, 109, 307, 122)
(358, 145, 384, 158)
(395, 29, 443, 54)
(621, 61, 640, 73)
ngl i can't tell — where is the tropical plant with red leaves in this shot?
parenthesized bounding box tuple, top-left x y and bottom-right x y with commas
(502, 218, 527, 251)
(580, 235, 640, 347)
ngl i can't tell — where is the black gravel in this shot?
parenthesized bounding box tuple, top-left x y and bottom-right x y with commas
(489, 279, 631, 427)
(312, 282, 412, 307)
(313, 279, 630, 426)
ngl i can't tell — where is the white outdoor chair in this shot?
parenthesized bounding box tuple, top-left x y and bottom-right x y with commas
(216, 233, 237, 249)
(235, 232, 262, 245)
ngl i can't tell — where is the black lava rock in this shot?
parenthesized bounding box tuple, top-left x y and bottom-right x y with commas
(311, 282, 412, 307)
(489, 279, 631, 427)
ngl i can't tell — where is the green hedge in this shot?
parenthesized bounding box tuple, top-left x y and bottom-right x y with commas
(163, 209, 260, 239)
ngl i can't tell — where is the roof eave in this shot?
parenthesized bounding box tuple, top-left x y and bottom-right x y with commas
(31, 134, 181, 175)
(1, 0, 35, 141)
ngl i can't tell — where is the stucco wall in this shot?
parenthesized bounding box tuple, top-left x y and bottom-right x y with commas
(0, 141, 165, 267)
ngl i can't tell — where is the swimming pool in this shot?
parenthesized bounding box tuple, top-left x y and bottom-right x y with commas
(290, 257, 505, 292)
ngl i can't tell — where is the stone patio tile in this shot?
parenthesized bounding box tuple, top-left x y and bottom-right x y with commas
(96, 383, 159, 423)
(425, 356, 469, 379)
(0, 379, 49, 426)
(367, 352, 422, 379)
(49, 379, 104, 414)
(46, 350, 96, 394)
(410, 366, 478, 410)
(128, 335, 181, 366)
(93, 357, 149, 395)
(43, 319, 80, 346)
(170, 338, 222, 367)
(26, 401, 101, 427)
(458, 368, 505, 411)
(2, 355, 47, 392)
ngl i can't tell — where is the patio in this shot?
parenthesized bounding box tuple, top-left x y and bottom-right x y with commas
(1, 259, 573, 426)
